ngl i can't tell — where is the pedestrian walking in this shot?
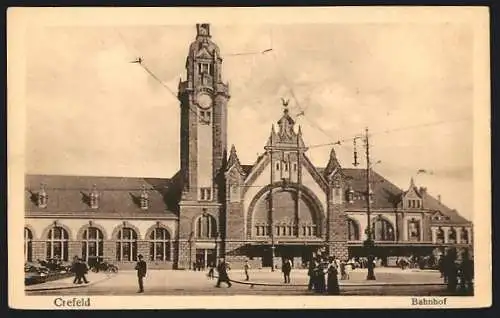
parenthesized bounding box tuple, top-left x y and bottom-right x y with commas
(74, 258, 89, 284)
(215, 258, 232, 288)
(244, 260, 251, 281)
(207, 262, 215, 280)
(135, 254, 147, 293)
(327, 256, 340, 295)
(71, 256, 79, 284)
(282, 258, 292, 284)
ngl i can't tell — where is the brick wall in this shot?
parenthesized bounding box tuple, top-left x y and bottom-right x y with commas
(137, 241, 149, 260)
(103, 241, 116, 262)
(226, 202, 245, 240)
(32, 241, 46, 261)
(68, 241, 81, 260)
(328, 241, 348, 261)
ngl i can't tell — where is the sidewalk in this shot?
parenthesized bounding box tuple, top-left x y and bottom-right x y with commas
(25, 272, 114, 292)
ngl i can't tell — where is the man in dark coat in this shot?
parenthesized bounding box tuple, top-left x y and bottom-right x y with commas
(215, 258, 232, 288)
(74, 258, 89, 284)
(135, 254, 147, 293)
(282, 258, 292, 284)
(307, 258, 316, 290)
(72, 256, 79, 284)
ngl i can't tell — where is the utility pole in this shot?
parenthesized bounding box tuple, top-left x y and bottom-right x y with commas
(363, 127, 376, 280)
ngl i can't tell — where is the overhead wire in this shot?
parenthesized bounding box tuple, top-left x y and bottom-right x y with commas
(114, 28, 209, 124)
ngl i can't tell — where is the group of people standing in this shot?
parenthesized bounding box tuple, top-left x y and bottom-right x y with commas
(307, 255, 341, 295)
(71, 256, 90, 285)
(439, 248, 474, 294)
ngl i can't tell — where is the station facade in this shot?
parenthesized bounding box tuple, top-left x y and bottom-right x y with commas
(25, 24, 473, 269)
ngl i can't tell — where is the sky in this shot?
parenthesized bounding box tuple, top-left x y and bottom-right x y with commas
(25, 23, 474, 219)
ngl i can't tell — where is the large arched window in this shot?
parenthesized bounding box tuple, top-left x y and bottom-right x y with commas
(347, 219, 360, 241)
(149, 228, 171, 261)
(372, 218, 395, 241)
(116, 227, 137, 261)
(46, 226, 69, 261)
(195, 214, 217, 239)
(81, 227, 104, 263)
(24, 228, 33, 262)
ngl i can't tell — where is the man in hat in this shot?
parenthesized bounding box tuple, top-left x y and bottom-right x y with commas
(135, 254, 147, 293)
(215, 257, 232, 288)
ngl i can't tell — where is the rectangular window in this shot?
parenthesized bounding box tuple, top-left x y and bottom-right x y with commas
(200, 188, 212, 201)
(276, 162, 280, 170)
(199, 110, 211, 125)
(293, 163, 297, 171)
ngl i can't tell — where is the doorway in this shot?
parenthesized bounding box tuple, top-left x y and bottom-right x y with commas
(195, 249, 216, 269)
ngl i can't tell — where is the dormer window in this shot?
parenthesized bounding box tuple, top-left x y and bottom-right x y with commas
(140, 185, 149, 210)
(37, 183, 48, 208)
(408, 199, 422, 209)
(89, 184, 99, 209)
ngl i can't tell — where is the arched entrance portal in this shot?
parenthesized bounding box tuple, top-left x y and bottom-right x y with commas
(247, 184, 325, 269)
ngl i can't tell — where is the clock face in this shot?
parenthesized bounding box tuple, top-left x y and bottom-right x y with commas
(196, 93, 213, 109)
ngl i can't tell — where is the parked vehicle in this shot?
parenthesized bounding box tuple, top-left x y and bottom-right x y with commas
(90, 260, 119, 273)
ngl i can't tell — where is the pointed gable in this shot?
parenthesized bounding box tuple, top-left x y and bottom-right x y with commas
(225, 144, 246, 178)
(265, 107, 306, 150)
(323, 147, 342, 180)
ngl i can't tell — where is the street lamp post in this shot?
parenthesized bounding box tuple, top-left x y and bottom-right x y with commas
(188, 231, 194, 270)
(363, 127, 376, 280)
(215, 232, 220, 265)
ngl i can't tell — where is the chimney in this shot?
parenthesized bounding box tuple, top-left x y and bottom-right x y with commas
(437, 194, 441, 203)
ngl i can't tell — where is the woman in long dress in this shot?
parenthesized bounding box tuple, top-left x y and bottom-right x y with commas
(327, 257, 340, 295)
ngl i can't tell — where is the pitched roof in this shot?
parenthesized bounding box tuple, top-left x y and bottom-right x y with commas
(342, 168, 404, 209)
(25, 174, 180, 218)
(421, 191, 471, 224)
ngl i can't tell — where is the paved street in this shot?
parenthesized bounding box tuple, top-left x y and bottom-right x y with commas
(25, 268, 463, 296)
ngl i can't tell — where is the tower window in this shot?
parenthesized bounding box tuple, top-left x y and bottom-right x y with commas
(276, 162, 280, 170)
(293, 163, 297, 171)
(200, 188, 212, 201)
(198, 63, 212, 75)
(199, 110, 211, 125)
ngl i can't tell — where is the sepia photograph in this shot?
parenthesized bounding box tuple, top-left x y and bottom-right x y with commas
(8, 7, 490, 309)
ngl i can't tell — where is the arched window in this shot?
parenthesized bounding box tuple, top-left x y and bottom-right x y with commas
(347, 219, 360, 241)
(116, 227, 137, 261)
(81, 227, 104, 263)
(24, 228, 33, 262)
(372, 218, 395, 241)
(46, 226, 69, 261)
(149, 228, 171, 261)
(196, 214, 217, 239)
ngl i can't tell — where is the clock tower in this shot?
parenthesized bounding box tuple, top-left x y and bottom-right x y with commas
(177, 24, 230, 267)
